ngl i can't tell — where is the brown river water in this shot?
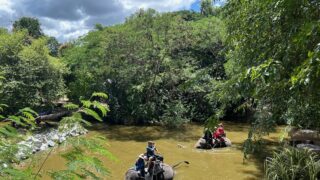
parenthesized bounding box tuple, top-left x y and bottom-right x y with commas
(29, 122, 284, 180)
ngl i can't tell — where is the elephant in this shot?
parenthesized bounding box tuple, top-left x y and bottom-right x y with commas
(194, 137, 232, 149)
(125, 161, 188, 180)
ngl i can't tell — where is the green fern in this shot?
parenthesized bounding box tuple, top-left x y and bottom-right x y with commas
(0, 104, 8, 113)
(92, 101, 109, 117)
(50, 136, 115, 180)
(1, 167, 34, 180)
(0, 93, 112, 179)
(80, 100, 92, 108)
(82, 108, 103, 121)
(63, 103, 79, 110)
(20, 107, 38, 116)
(91, 92, 108, 100)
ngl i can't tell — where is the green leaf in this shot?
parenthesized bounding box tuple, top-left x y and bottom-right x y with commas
(80, 100, 92, 108)
(8, 116, 25, 126)
(92, 101, 109, 117)
(91, 92, 108, 100)
(63, 103, 80, 110)
(20, 107, 38, 116)
(82, 108, 102, 121)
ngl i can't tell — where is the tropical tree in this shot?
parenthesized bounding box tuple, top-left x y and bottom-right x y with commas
(0, 30, 66, 112)
(201, 0, 214, 16)
(209, 0, 320, 155)
(62, 9, 226, 126)
(13, 17, 43, 38)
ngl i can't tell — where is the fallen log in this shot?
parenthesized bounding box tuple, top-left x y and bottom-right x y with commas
(35, 111, 72, 122)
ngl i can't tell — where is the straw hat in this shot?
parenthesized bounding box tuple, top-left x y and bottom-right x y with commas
(138, 154, 145, 159)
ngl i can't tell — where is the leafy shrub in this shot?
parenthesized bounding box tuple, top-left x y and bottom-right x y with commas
(265, 148, 320, 180)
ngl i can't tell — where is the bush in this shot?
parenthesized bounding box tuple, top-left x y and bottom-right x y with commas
(265, 147, 320, 180)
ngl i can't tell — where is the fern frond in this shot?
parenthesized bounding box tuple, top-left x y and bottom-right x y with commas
(63, 103, 79, 110)
(8, 116, 26, 127)
(80, 168, 101, 180)
(20, 107, 38, 116)
(20, 117, 36, 128)
(0, 127, 16, 137)
(1, 167, 34, 180)
(82, 108, 102, 121)
(21, 111, 35, 120)
(91, 92, 108, 100)
(92, 101, 108, 117)
(80, 119, 92, 126)
(80, 100, 92, 108)
(0, 104, 8, 112)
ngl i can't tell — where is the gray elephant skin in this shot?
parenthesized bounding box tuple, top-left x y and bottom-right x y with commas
(125, 163, 174, 180)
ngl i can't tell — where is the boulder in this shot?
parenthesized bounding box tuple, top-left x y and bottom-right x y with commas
(296, 144, 320, 153)
(48, 140, 55, 147)
(289, 129, 320, 143)
(15, 124, 88, 160)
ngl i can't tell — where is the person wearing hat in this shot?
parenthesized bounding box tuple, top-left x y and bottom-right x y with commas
(135, 154, 146, 177)
(146, 141, 163, 172)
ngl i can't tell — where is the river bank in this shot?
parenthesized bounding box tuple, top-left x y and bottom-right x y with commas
(30, 122, 284, 179)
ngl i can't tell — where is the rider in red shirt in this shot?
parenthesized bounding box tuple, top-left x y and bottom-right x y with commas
(213, 123, 225, 141)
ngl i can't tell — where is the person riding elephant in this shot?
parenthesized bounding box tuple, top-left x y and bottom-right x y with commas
(146, 141, 164, 171)
(213, 123, 226, 147)
(125, 162, 175, 180)
(202, 128, 213, 148)
(134, 154, 147, 178)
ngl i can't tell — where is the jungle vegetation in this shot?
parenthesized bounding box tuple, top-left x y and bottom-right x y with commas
(0, 0, 319, 179)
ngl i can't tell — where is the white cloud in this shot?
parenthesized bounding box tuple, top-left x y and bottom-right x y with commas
(120, 0, 197, 11)
(40, 17, 91, 41)
(0, 0, 199, 42)
(0, 0, 14, 14)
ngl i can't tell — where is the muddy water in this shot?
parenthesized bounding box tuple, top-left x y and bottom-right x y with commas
(32, 122, 283, 180)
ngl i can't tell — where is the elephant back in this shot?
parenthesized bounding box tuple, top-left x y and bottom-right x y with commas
(125, 163, 174, 180)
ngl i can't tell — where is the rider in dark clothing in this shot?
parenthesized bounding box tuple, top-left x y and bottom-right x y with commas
(203, 128, 213, 148)
(135, 154, 146, 177)
(146, 141, 164, 173)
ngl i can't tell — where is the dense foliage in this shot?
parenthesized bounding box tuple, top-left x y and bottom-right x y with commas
(0, 25, 66, 112)
(13, 17, 43, 38)
(0, 93, 112, 179)
(63, 9, 226, 126)
(0, 0, 319, 178)
(265, 148, 320, 180)
(204, 0, 320, 154)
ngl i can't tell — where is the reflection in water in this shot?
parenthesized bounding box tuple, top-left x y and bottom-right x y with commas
(31, 122, 283, 180)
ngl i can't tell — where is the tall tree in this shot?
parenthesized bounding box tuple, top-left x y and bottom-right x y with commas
(201, 0, 214, 16)
(0, 30, 66, 111)
(13, 17, 43, 38)
(47, 36, 60, 57)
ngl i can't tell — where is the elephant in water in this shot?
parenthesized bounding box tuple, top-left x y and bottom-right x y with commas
(125, 161, 188, 180)
(194, 137, 232, 149)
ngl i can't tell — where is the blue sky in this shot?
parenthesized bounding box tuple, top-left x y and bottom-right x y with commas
(191, 0, 226, 11)
(0, 0, 225, 42)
